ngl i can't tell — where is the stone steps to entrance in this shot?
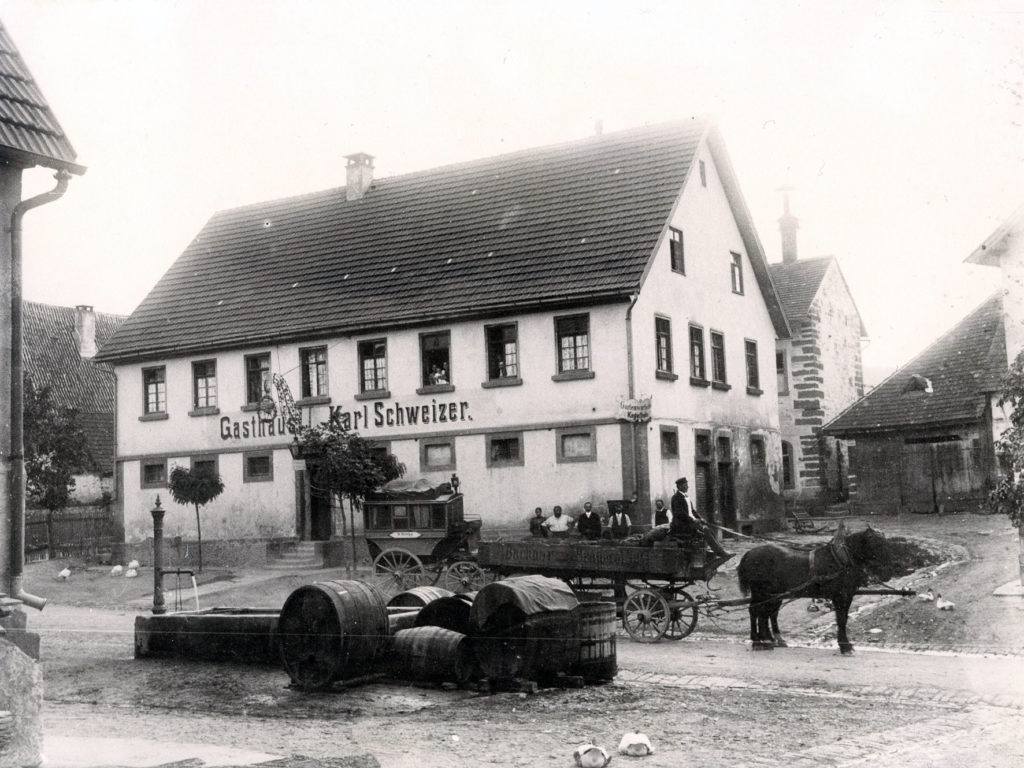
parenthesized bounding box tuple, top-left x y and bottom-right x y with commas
(266, 542, 321, 571)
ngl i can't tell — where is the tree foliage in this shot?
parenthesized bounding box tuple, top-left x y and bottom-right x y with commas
(989, 350, 1024, 529)
(24, 375, 89, 513)
(167, 464, 225, 571)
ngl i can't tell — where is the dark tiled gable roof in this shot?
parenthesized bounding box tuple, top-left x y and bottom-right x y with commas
(769, 256, 866, 335)
(823, 294, 1006, 437)
(0, 19, 83, 173)
(97, 120, 789, 363)
(24, 302, 126, 472)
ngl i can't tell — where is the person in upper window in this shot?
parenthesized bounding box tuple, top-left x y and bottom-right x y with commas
(608, 505, 632, 539)
(542, 505, 573, 537)
(576, 501, 602, 540)
(652, 498, 671, 527)
(670, 477, 731, 558)
(529, 507, 548, 538)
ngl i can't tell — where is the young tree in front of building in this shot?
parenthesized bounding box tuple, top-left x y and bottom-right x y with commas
(24, 376, 90, 558)
(298, 420, 405, 576)
(167, 464, 224, 572)
(988, 350, 1024, 584)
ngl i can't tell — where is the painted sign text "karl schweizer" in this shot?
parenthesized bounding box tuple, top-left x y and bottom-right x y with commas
(329, 399, 472, 431)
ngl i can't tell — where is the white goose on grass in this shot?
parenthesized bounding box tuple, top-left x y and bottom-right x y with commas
(936, 595, 955, 611)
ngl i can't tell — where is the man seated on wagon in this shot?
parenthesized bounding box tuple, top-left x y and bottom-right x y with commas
(542, 505, 573, 538)
(652, 498, 671, 527)
(607, 505, 632, 539)
(669, 477, 732, 559)
(529, 507, 548, 537)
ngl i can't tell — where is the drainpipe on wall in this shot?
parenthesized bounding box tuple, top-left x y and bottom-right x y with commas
(7, 169, 71, 610)
(625, 293, 640, 499)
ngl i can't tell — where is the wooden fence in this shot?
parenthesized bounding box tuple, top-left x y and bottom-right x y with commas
(25, 504, 117, 561)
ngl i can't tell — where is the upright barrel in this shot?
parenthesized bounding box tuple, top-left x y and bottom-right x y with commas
(277, 580, 388, 690)
(387, 586, 455, 609)
(574, 601, 617, 681)
(474, 607, 580, 681)
(389, 627, 475, 683)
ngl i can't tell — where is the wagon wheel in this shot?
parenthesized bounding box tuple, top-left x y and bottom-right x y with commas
(664, 589, 699, 641)
(622, 588, 669, 643)
(443, 560, 488, 593)
(372, 548, 424, 597)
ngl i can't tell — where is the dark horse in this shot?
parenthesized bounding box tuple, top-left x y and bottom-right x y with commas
(737, 526, 894, 655)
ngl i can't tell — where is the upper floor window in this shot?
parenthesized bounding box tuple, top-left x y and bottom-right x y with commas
(655, 316, 673, 374)
(191, 360, 217, 411)
(245, 353, 271, 405)
(730, 252, 744, 294)
(143, 366, 166, 414)
(555, 314, 590, 373)
(689, 325, 706, 382)
(486, 323, 519, 380)
(710, 331, 727, 385)
(420, 331, 452, 387)
(300, 346, 328, 399)
(669, 228, 685, 274)
(776, 350, 788, 395)
(745, 339, 761, 393)
(358, 339, 388, 393)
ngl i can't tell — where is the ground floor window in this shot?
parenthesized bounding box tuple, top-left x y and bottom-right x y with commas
(487, 432, 524, 467)
(141, 458, 167, 488)
(243, 451, 274, 482)
(660, 426, 679, 458)
(556, 425, 596, 463)
(420, 437, 456, 471)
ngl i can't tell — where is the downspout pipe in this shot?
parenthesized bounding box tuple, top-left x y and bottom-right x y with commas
(7, 169, 71, 610)
(624, 293, 640, 498)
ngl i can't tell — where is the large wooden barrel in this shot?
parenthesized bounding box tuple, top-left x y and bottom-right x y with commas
(387, 607, 421, 633)
(413, 594, 474, 635)
(474, 608, 580, 681)
(277, 580, 388, 690)
(573, 602, 617, 681)
(389, 627, 475, 683)
(387, 586, 455, 609)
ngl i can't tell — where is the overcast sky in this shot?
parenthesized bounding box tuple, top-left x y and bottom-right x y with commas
(3, 0, 1022, 384)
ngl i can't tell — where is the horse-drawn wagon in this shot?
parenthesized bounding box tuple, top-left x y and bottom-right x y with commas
(363, 478, 486, 596)
(476, 538, 730, 642)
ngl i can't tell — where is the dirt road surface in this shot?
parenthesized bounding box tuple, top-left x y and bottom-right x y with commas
(21, 511, 1024, 768)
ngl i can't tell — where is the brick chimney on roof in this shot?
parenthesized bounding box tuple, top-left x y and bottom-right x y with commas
(345, 152, 374, 201)
(779, 192, 799, 264)
(75, 304, 97, 358)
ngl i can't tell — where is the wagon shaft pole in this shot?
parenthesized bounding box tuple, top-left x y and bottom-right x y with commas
(855, 588, 916, 596)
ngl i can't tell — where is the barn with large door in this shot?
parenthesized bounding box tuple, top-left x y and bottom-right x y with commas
(823, 294, 1006, 515)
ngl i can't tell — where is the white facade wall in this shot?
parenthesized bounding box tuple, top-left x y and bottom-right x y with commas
(116, 303, 634, 540)
(632, 143, 781, 526)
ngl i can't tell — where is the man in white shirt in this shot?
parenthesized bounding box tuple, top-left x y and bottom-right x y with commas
(542, 505, 573, 537)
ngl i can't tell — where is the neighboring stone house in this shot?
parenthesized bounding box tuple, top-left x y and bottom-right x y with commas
(23, 302, 126, 503)
(769, 200, 866, 512)
(822, 293, 1006, 514)
(96, 119, 793, 555)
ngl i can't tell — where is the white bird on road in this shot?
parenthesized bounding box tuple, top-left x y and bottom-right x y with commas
(574, 744, 610, 768)
(936, 595, 955, 611)
(124, 568, 139, 579)
(56, 567, 71, 581)
(618, 731, 655, 756)
(127, 559, 140, 570)
(918, 588, 935, 602)
(110, 565, 123, 576)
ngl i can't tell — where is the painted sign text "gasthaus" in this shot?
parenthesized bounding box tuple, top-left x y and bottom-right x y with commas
(220, 415, 288, 440)
(329, 399, 472, 431)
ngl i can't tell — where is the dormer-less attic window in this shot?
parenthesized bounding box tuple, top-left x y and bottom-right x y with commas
(670, 228, 684, 274)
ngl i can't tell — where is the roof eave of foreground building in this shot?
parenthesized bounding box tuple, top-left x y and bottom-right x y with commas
(93, 289, 636, 366)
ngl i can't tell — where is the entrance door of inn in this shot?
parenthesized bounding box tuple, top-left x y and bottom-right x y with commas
(308, 465, 333, 541)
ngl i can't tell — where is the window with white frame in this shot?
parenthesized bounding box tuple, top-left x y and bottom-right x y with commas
(710, 331, 727, 385)
(655, 316, 673, 374)
(745, 339, 761, 392)
(689, 325, 706, 382)
(730, 252, 744, 294)
(191, 360, 217, 411)
(300, 346, 328, 398)
(555, 314, 590, 373)
(358, 339, 388, 394)
(143, 366, 166, 415)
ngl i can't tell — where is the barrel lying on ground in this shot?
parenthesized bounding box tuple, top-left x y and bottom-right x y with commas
(388, 627, 475, 683)
(387, 586, 455, 609)
(277, 580, 388, 690)
(413, 592, 475, 635)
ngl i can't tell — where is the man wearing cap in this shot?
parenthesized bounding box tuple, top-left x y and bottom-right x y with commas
(670, 477, 731, 559)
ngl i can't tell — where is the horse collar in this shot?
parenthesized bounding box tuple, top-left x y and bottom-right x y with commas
(829, 539, 852, 568)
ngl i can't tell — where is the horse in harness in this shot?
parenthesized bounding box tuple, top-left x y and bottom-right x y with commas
(737, 524, 894, 654)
